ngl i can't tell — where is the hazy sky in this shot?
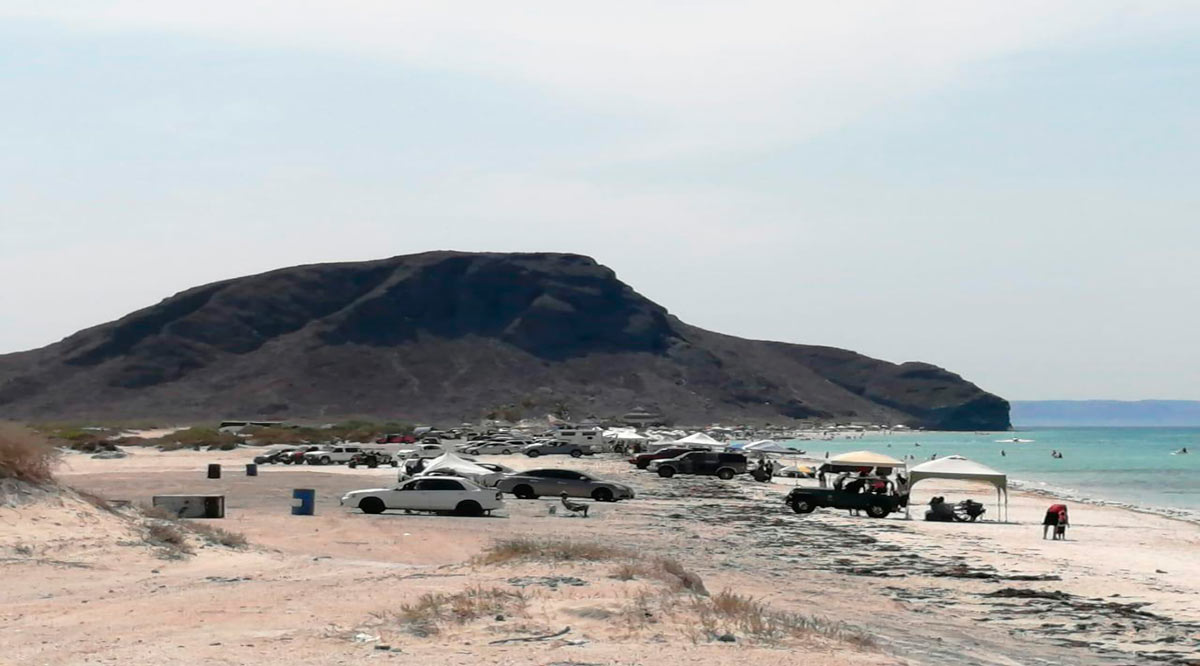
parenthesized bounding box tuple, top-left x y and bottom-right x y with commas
(2, 2, 1198, 400)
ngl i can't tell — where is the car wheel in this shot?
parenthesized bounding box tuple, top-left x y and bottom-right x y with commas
(866, 503, 890, 519)
(657, 466, 676, 478)
(513, 485, 538, 500)
(390, 461, 399, 467)
(716, 468, 735, 480)
(592, 487, 614, 502)
(635, 461, 649, 469)
(526, 450, 540, 457)
(502, 449, 512, 455)
(569, 449, 583, 458)
(320, 456, 332, 465)
(359, 497, 385, 515)
(790, 500, 815, 514)
(455, 500, 483, 517)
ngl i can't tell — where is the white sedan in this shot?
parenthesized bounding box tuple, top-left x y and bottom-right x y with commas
(397, 443, 446, 459)
(340, 477, 504, 516)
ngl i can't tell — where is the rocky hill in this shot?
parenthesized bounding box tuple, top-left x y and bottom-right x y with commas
(0, 252, 1009, 429)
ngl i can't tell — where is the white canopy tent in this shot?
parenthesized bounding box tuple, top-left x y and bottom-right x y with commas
(676, 432, 722, 447)
(907, 455, 1008, 521)
(421, 452, 502, 485)
(612, 431, 648, 441)
(652, 432, 722, 450)
(742, 440, 799, 454)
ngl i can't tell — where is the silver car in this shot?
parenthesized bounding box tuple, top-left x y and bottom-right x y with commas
(521, 441, 596, 458)
(495, 468, 634, 502)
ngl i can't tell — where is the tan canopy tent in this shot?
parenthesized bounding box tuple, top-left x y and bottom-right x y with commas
(828, 450, 906, 467)
(907, 455, 1008, 521)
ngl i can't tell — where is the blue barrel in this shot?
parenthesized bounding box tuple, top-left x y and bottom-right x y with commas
(245, 463, 258, 477)
(292, 488, 315, 516)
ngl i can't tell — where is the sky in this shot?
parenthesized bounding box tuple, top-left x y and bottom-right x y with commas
(2, 2, 1198, 400)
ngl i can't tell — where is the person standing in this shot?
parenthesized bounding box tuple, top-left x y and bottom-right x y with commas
(1043, 503, 1068, 539)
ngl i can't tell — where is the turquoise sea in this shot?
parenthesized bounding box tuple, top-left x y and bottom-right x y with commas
(773, 428, 1200, 518)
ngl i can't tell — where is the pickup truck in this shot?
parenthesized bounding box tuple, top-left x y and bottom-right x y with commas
(783, 487, 907, 518)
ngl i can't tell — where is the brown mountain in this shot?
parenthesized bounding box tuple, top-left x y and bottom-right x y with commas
(0, 252, 1009, 429)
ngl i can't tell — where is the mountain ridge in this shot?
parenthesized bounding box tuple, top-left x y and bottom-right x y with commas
(0, 251, 1010, 429)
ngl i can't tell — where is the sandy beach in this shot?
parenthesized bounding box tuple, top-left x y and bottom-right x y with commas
(2, 447, 1198, 665)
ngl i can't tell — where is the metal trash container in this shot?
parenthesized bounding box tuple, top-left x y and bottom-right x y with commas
(292, 488, 315, 516)
(207, 464, 221, 479)
(245, 463, 258, 477)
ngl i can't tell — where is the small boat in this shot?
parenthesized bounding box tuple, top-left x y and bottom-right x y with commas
(995, 437, 1034, 443)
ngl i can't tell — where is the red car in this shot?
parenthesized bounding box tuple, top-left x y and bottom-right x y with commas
(376, 434, 416, 444)
(627, 446, 707, 469)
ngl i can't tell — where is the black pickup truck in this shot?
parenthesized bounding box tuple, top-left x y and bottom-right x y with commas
(783, 487, 907, 518)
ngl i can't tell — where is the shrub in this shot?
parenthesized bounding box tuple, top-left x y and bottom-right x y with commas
(376, 587, 527, 636)
(694, 590, 875, 647)
(0, 423, 60, 484)
(187, 522, 249, 549)
(612, 557, 708, 595)
(145, 521, 194, 557)
(144, 427, 238, 450)
(473, 537, 630, 566)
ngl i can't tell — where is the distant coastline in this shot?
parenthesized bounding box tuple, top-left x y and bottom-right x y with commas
(1011, 399, 1200, 427)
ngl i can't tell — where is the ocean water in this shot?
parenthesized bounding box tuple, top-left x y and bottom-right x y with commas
(771, 428, 1200, 518)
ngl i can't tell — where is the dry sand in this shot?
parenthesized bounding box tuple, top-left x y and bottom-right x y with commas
(2, 447, 1198, 665)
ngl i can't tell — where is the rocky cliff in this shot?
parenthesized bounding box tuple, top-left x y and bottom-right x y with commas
(0, 252, 1009, 429)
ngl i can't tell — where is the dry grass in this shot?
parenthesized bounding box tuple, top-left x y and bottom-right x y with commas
(612, 557, 708, 595)
(0, 423, 60, 484)
(145, 521, 194, 558)
(188, 521, 249, 549)
(136, 503, 249, 554)
(373, 587, 528, 637)
(693, 589, 875, 647)
(473, 537, 630, 566)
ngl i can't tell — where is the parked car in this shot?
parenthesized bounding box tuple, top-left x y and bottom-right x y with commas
(376, 433, 416, 444)
(521, 441, 596, 458)
(784, 487, 907, 518)
(649, 451, 747, 480)
(495, 468, 634, 502)
(463, 439, 530, 455)
(347, 450, 399, 468)
(253, 447, 297, 465)
(304, 446, 364, 465)
(282, 445, 325, 464)
(341, 477, 504, 516)
(627, 446, 707, 469)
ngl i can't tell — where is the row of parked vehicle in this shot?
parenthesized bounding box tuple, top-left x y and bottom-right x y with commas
(338, 466, 636, 517)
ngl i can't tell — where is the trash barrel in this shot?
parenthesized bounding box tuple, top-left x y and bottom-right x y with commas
(207, 464, 221, 479)
(245, 463, 258, 477)
(292, 488, 315, 516)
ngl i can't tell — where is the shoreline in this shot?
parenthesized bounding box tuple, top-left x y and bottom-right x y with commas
(1008, 478, 1200, 527)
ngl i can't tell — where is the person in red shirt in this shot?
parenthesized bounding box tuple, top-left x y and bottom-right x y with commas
(1043, 504, 1069, 539)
